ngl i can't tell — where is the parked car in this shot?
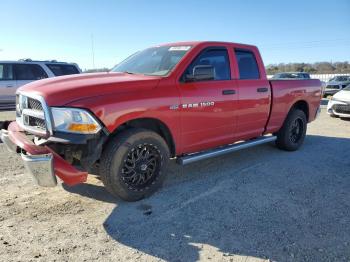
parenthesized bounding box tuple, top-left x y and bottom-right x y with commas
(0, 41, 322, 201)
(0, 60, 81, 108)
(272, 72, 311, 79)
(327, 84, 350, 118)
(324, 75, 350, 96)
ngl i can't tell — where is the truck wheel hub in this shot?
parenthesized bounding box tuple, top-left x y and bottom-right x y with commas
(139, 164, 148, 171)
(121, 143, 161, 189)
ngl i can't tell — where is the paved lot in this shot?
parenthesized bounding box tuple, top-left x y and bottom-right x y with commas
(0, 110, 349, 262)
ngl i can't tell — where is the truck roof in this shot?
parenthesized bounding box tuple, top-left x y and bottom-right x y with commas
(157, 41, 258, 49)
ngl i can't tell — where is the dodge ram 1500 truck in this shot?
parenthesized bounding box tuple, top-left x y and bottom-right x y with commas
(0, 41, 322, 201)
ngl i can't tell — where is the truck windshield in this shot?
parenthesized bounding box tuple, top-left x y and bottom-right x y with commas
(111, 46, 191, 76)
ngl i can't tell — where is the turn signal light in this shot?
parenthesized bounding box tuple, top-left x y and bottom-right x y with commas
(68, 123, 99, 133)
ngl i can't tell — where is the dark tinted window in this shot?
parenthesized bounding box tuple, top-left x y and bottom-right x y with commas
(0, 64, 14, 80)
(46, 64, 80, 76)
(184, 48, 231, 81)
(14, 64, 48, 80)
(235, 49, 260, 79)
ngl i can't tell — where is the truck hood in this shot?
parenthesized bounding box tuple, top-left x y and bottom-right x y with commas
(18, 72, 161, 106)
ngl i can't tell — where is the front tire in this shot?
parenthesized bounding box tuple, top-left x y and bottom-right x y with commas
(275, 109, 307, 151)
(100, 128, 170, 201)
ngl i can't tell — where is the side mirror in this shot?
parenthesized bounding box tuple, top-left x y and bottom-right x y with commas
(185, 65, 215, 82)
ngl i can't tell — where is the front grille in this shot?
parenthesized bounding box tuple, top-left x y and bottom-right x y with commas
(333, 104, 350, 115)
(28, 116, 46, 130)
(326, 85, 340, 89)
(28, 98, 43, 111)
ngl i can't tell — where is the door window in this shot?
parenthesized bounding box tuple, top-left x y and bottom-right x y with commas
(14, 64, 48, 80)
(0, 64, 14, 80)
(235, 49, 260, 79)
(183, 48, 231, 81)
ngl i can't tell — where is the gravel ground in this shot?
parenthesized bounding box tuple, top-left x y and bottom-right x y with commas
(0, 109, 349, 262)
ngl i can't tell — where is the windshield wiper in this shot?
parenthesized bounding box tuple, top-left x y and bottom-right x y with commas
(122, 71, 135, 75)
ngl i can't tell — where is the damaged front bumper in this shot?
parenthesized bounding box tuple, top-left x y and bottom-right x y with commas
(1, 121, 88, 187)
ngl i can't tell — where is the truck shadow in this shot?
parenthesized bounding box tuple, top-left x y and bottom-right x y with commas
(62, 181, 117, 204)
(64, 135, 350, 261)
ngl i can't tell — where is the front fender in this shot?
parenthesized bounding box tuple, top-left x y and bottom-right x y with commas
(66, 83, 182, 154)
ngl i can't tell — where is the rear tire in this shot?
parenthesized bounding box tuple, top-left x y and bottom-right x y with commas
(99, 128, 170, 201)
(275, 109, 307, 151)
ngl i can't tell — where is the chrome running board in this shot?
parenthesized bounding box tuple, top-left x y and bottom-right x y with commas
(177, 135, 277, 165)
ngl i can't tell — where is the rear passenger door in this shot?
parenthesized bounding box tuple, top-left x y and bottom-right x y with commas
(234, 49, 271, 140)
(0, 63, 16, 104)
(14, 63, 48, 88)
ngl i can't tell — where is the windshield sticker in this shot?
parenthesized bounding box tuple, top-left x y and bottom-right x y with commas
(169, 46, 191, 51)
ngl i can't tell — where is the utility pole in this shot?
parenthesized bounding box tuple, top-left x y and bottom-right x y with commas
(91, 34, 95, 69)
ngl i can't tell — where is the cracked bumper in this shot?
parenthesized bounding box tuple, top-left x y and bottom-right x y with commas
(0, 122, 87, 187)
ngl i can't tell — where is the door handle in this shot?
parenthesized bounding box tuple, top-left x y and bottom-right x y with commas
(6, 84, 14, 88)
(222, 89, 236, 95)
(257, 87, 269, 93)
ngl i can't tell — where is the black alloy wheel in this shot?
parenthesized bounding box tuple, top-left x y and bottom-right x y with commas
(121, 143, 161, 190)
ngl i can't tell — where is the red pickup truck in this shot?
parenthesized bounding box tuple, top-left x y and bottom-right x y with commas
(1, 41, 322, 201)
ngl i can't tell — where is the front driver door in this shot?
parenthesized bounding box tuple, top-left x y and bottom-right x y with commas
(177, 47, 238, 154)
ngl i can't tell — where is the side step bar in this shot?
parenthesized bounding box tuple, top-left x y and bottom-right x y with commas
(177, 135, 277, 165)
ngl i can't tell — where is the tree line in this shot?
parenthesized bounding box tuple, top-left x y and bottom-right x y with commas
(266, 62, 350, 75)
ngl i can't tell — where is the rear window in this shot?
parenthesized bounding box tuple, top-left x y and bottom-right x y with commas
(46, 64, 80, 76)
(235, 49, 260, 79)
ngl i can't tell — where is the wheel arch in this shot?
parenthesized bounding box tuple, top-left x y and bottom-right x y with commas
(108, 117, 176, 157)
(289, 100, 309, 121)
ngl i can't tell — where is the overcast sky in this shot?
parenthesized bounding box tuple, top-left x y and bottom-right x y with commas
(1, 0, 349, 70)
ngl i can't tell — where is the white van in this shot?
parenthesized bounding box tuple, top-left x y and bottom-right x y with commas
(0, 60, 81, 109)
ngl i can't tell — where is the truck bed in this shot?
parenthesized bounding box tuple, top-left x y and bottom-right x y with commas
(266, 79, 322, 134)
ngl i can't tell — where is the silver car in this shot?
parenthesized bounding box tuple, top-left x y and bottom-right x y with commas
(0, 60, 81, 109)
(324, 75, 350, 96)
(272, 72, 311, 79)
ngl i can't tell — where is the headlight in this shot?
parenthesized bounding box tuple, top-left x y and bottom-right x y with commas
(51, 107, 101, 134)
